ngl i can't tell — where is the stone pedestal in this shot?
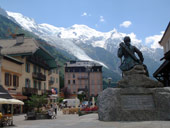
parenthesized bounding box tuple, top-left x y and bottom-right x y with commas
(98, 65, 170, 121)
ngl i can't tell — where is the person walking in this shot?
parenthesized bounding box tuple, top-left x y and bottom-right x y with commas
(52, 103, 57, 118)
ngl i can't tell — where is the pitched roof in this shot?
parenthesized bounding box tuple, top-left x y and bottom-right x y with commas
(65, 60, 102, 67)
(0, 37, 57, 69)
(3, 55, 23, 64)
(159, 22, 170, 45)
(0, 38, 39, 55)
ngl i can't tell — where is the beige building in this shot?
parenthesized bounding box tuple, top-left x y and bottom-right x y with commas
(48, 68, 60, 94)
(64, 61, 103, 97)
(0, 34, 60, 99)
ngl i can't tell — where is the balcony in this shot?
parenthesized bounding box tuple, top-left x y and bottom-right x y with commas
(49, 80, 54, 85)
(42, 90, 52, 95)
(32, 72, 46, 81)
(77, 76, 88, 80)
(22, 87, 38, 96)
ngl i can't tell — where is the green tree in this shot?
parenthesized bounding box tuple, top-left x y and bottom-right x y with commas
(27, 95, 47, 113)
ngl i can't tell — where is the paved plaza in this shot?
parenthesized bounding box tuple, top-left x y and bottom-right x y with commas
(9, 111, 170, 128)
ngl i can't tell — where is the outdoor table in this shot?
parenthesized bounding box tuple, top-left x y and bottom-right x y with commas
(1, 114, 13, 126)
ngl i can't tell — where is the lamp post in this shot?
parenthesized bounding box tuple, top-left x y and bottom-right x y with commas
(108, 77, 112, 88)
(0, 46, 3, 86)
(86, 66, 91, 107)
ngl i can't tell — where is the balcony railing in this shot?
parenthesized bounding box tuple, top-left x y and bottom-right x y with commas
(49, 80, 54, 85)
(42, 90, 52, 95)
(32, 72, 46, 81)
(22, 87, 38, 95)
(77, 76, 88, 80)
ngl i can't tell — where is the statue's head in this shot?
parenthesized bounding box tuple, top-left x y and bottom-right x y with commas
(124, 36, 131, 46)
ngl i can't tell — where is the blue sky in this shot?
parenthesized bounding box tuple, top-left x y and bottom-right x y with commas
(0, 0, 170, 48)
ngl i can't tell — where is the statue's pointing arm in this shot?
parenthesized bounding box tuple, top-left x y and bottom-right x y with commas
(134, 46, 144, 63)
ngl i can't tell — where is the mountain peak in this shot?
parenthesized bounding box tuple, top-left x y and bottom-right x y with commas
(71, 24, 94, 31)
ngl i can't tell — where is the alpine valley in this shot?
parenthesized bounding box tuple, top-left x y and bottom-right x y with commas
(0, 8, 163, 85)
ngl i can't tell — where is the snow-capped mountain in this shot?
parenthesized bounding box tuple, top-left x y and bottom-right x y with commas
(5, 10, 163, 79)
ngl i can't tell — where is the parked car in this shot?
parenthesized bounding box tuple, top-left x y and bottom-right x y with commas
(61, 99, 80, 108)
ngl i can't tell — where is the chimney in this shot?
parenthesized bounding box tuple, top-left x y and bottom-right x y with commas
(16, 34, 25, 44)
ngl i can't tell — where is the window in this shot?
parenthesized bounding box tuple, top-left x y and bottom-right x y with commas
(73, 80, 76, 84)
(68, 73, 70, 78)
(13, 75, 19, 87)
(56, 78, 58, 83)
(44, 83, 46, 90)
(85, 80, 88, 85)
(5, 73, 12, 86)
(98, 85, 101, 91)
(53, 69, 55, 73)
(25, 62, 30, 73)
(48, 70, 52, 75)
(34, 80, 37, 89)
(25, 79, 30, 88)
(38, 81, 41, 90)
(33, 65, 37, 73)
(73, 74, 75, 78)
(79, 80, 82, 85)
(73, 84, 76, 92)
(56, 69, 58, 74)
(50, 77, 55, 81)
(68, 80, 70, 84)
(38, 67, 41, 73)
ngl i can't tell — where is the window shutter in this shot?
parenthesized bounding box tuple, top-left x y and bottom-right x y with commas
(25, 79, 27, 87)
(28, 64, 30, 73)
(9, 74, 12, 86)
(17, 76, 19, 87)
(29, 79, 31, 88)
(25, 63, 27, 72)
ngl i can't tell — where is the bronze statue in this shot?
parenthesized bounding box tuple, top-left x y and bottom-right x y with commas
(118, 36, 149, 76)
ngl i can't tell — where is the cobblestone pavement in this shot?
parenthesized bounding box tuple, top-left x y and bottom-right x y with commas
(10, 111, 170, 128)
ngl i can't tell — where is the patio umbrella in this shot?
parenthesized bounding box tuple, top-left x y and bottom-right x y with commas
(0, 98, 8, 104)
(7, 99, 24, 105)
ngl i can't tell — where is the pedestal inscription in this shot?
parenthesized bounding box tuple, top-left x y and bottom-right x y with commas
(121, 95, 155, 110)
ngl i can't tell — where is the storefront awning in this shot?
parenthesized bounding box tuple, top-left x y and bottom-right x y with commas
(11, 94, 27, 100)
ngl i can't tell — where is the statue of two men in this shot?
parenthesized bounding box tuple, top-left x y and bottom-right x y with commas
(118, 36, 149, 76)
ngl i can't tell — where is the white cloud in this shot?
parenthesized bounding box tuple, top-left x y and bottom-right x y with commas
(145, 31, 164, 49)
(100, 16, 105, 22)
(81, 12, 87, 16)
(120, 21, 132, 28)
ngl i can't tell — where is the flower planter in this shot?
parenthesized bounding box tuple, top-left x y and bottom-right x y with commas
(78, 111, 98, 116)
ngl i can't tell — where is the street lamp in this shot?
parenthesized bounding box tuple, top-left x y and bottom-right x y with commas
(0, 46, 3, 86)
(108, 77, 112, 88)
(86, 66, 91, 107)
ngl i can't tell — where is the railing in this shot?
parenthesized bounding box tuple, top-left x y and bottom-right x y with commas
(77, 76, 88, 80)
(32, 72, 46, 81)
(49, 80, 54, 85)
(42, 90, 52, 95)
(22, 87, 38, 95)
